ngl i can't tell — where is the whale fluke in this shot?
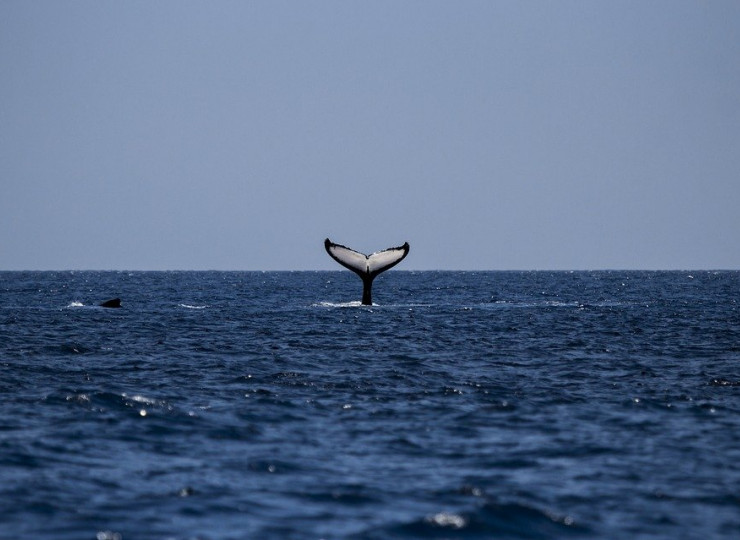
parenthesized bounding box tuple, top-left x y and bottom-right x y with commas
(100, 298, 121, 308)
(324, 238, 409, 305)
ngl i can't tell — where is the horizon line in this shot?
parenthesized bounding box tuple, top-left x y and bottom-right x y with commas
(1, 268, 737, 273)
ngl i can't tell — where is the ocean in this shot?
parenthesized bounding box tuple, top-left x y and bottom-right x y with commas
(1, 270, 739, 539)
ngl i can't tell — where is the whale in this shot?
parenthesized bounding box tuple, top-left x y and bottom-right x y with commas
(99, 298, 121, 308)
(324, 238, 410, 305)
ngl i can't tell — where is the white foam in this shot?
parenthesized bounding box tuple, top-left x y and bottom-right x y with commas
(179, 304, 208, 310)
(314, 301, 365, 308)
(124, 394, 158, 405)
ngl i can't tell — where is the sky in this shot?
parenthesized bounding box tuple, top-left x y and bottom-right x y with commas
(1, 1, 739, 270)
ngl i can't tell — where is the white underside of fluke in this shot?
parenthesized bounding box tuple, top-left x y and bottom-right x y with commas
(325, 240, 409, 276)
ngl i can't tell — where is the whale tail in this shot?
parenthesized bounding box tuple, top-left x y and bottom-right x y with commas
(324, 238, 410, 305)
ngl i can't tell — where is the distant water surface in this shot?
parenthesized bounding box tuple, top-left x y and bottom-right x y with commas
(1, 271, 739, 539)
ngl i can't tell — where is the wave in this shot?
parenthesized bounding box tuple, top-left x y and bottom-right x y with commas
(314, 301, 365, 308)
(369, 500, 589, 539)
(178, 304, 208, 310)
(314, 301, 434, 309)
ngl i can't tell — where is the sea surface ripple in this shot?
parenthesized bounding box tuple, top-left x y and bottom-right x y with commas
(1, 271, 739, 539)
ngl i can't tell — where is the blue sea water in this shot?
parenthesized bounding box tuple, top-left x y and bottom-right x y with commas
(1, 270, 739, 539)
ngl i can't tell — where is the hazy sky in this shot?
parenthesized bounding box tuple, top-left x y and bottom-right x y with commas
(2, 1, 739, 270)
